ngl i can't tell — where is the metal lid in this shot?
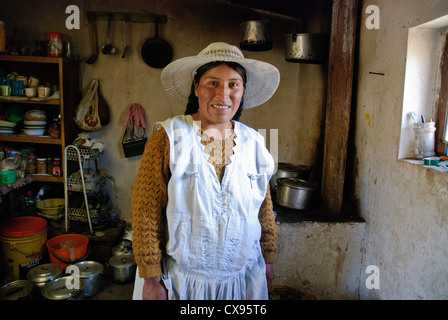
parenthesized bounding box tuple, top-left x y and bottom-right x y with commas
(41, 276, 83, 300)
(109, 254, 135, 268)
(277, 178, 317, 191)
(74, 261, 103, 278)
(27, 263, 62, 283)
(0, 280, 35, 300)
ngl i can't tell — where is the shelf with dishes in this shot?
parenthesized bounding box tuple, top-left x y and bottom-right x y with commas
(0, 97, 60, 105)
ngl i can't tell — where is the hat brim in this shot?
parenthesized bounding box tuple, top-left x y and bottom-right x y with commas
(161, 55, 280, 109)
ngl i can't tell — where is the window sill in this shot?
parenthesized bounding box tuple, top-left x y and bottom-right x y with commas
(399, 158, 448, 173)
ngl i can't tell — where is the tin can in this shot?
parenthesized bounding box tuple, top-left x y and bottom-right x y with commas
(52, 158, 61, 177)
(46, 32, 63, 57)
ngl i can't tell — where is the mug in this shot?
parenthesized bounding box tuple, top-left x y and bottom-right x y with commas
(25, 86, 37, 97)
(0, 84, 11, 96)
(16, 76, 27, 87)
(28, 76, 40, 87)
(11, 80, 25, 96)
(38, 86, 50, 98)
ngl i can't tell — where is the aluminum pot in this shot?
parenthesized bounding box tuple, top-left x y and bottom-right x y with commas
(275, 178, 317, 210)
(41, 276, 83, 300)
(285, 33, 327, 64)
(109, 253, 136, 284)
(240, 20, 273, 51)
(270, 163, 312, 192)
(0, 280, 36, 300)
(73, 261, 103, 297)
(27, 263, 63, 288)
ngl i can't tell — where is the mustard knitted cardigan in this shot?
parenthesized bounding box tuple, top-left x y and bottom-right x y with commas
(131, 124, 278, 279)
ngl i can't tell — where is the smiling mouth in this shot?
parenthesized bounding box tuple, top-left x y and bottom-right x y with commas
(211, 104, 230, 110)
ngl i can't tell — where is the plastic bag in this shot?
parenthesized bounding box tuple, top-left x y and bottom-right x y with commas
(74, 79, 103, 132)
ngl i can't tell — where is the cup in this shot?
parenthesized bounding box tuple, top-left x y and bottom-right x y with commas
(28, 76, 40, 87)
(38, 86, 50, 98)
(25, 86, 37, 97)
(16, 76, 27, 87)
(0, 84, 11, 96)
(11, 80, 25, 96)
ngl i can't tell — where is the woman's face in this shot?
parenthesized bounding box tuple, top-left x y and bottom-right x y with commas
(194, 64, 244, 128)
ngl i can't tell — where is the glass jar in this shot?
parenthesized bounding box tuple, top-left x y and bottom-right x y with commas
(37, 158, 47, 174)
(27, 155, 37, 174)
(46, 158, 53, 175)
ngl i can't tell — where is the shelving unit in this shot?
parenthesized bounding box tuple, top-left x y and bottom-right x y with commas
(0, 55, 80, 210)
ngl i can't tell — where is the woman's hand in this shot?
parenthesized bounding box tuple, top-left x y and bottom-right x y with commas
(142, 276, 168, 300)
(266, 264, 275, 291)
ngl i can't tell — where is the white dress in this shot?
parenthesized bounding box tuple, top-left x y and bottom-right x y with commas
(132, 115, 274, 300)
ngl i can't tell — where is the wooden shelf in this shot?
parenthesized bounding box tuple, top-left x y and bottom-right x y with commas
(0, 97, 60, 105)
(30, 174, 64, 183)
(0, 133, 61, 145)
(0, 54, 62, 64)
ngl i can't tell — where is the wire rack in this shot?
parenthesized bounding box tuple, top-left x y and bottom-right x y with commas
(65, 147, 102, 161)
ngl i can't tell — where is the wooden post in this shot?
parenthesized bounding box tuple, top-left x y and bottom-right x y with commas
(321, 0, 359, 215)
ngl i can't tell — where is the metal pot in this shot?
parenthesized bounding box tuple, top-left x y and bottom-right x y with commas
(270, 163, 312, 192)
(285, 33, 327, 64)
(41, 276, 83, 300)
(73, 261, 103, 297)
(111, 239, 133, 256)
(108, 253, 136, 284)
(0, 280, 36, 300)
(27, 263, 63, 288)
(275, 178, 317, 210)
(240, 20, 273, 51)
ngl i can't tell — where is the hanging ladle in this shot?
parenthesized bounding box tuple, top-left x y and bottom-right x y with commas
(102, 14, 118, 55)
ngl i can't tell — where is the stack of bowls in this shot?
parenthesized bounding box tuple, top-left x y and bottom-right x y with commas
(23, 110, 46, 136)
(0, 120, 17, 134)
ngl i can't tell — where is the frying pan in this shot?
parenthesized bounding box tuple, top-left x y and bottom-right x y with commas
(141, 18, 173, 68)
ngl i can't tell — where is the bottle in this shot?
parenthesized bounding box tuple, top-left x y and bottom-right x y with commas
(24, 190, 37, 216)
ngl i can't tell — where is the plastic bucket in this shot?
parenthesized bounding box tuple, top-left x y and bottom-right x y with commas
(46, 234, 89, 269)
(0, 216, 47, 280)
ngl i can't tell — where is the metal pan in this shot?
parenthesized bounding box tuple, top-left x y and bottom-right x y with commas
(141, 18, 173, 68)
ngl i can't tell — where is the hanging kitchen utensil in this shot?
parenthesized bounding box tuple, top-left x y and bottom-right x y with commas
(240, 19, 273, 51)
(121, 19, 130, 59)
(102, 14, 118, 55)
(85, 13, 98, 64)
(141, 17, 173, 68)
(285, 33, 328, 64)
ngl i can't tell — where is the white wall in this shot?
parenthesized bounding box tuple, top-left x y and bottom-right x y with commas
(355, 0, 448, 299)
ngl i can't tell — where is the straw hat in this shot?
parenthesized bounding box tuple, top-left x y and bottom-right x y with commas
(161, 42, 280, 109)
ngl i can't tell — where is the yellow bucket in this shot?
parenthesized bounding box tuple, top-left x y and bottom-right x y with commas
(0, 217, 47, 280)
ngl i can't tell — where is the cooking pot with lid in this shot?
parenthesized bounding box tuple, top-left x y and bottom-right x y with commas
(0, 280, 36, 300)
(108, 253, 136, 284)
(73, 260, 103, 297)
(275, 178, 317, 210)
(41, 276, 83, 300)
(27, 263, 63, 288)
(270, 163, 312, 192)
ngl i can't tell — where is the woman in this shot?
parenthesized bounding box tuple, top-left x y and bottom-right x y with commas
(132, 42, 280, 300)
